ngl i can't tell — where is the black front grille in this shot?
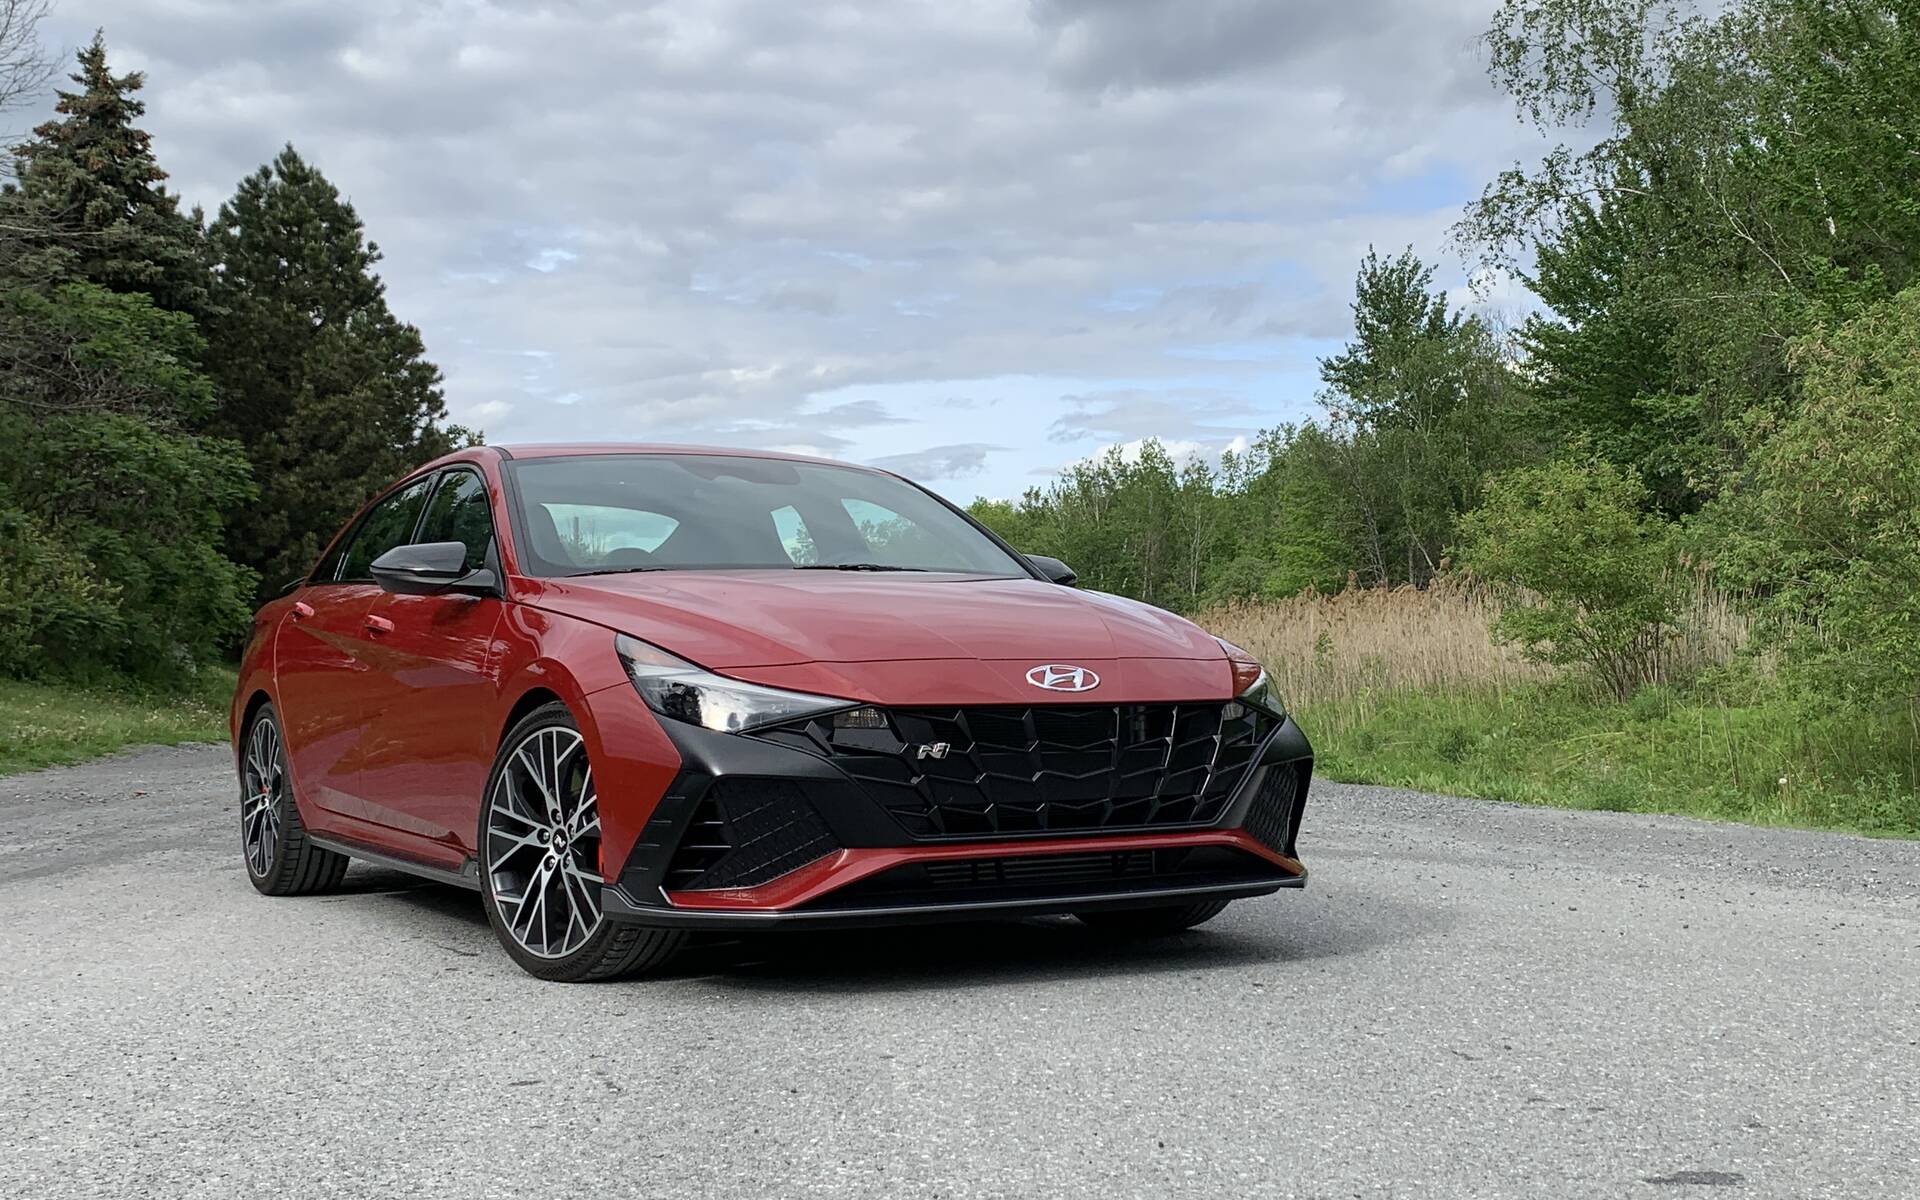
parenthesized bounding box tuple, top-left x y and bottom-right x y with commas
(662, 779, 839, 891)
(756, 702, 1274, 838)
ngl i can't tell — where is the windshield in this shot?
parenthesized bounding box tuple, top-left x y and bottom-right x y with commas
(505, 453, 1031, 578)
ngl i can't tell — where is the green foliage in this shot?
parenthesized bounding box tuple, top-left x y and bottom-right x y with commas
(0, 279, 257, 683)
(1711, 286, 1920, 706)
(1467, 0, 1920, 513)
(1306, 679, 1919, 837)
(1457, 458, 1684, 699)
(205, 146, 472, 594)
(5, 31, 212, 319)
(0, 35, 255, 687)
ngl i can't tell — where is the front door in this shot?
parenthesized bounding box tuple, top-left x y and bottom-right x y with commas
(354, 466, 507, 862)
(276, 473, 437, 836)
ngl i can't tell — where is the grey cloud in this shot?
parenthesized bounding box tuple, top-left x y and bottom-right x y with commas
(42, 0, 1528, 469)
(1049, 387, 1254, 444)
(867, 443, 1008, 482)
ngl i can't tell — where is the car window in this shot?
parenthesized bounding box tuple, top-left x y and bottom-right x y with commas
(416, 468, 494, 573)
(335, 476, 434, 582)
(505, 454, 1027, 577)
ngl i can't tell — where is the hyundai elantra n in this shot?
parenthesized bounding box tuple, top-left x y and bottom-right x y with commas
(231, 445, 1313, 981)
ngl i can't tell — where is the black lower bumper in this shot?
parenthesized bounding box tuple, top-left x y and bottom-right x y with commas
(601, 872, 1303, 931)
(609, 709, 1314, 927)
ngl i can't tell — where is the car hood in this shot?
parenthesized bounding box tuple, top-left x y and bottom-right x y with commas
(520, 570, 1230, 701)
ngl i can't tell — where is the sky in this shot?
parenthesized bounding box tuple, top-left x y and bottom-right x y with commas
(30, 0, 1552, 502)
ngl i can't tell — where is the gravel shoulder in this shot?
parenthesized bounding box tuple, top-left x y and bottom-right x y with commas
(2, 743, 1916, 1199)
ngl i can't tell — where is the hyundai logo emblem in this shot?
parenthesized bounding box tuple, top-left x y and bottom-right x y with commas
(1026, 663, 1100, 692)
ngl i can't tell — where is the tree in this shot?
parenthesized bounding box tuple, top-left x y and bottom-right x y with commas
(1317, 248, 1531, 585)
(1709, 287, 1920, 708)
(1464, 0, 1920, 512)
(0, 26, 255, 682)
(207, 145, 473, 593)
(6, 30, 211, 319)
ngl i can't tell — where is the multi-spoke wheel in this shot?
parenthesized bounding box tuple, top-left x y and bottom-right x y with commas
(479, 703, 686, 981)
(240, 703, 350, 896)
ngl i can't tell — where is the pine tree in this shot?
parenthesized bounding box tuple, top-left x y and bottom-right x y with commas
(207, 145, 472, 592)
(6, 30, 211, 320)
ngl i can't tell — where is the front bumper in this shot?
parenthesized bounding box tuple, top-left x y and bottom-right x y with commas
(600, 707, 1314, 930)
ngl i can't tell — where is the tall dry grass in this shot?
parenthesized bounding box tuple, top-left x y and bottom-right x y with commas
(1199, 574, 1750, 713)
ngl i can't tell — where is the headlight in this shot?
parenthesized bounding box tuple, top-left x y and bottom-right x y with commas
(1217, 637, 1286, 720)
(615, 634, 855, 733)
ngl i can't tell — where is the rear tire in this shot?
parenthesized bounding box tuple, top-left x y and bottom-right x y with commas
(240, 703, 350, 896)
(1075, 898, 1231, 936)
(479, 702, 686, 982)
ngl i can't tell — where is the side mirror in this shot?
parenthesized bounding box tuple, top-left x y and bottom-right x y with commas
(1026, 554, 1077, 586)
(370, 542, 497, 597)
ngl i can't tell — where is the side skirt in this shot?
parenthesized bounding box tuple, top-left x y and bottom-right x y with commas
(306, 833, 482, 891)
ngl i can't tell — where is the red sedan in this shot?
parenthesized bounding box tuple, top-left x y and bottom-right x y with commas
(231, 445, 1313, 981)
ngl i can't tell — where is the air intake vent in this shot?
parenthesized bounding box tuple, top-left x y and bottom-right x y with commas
(1242, 763, 1305, 856)
(662, 779, 838, 892)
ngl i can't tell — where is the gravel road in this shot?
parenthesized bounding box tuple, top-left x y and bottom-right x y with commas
(2, 742, 1916, 1199)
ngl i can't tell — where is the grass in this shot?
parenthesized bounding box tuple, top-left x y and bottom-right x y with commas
(1203, 582, 1920, 838)
(0, 669, 233, 776)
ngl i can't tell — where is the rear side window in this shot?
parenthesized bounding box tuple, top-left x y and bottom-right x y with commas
(335, 476, 434, 582)
(415, 469, 495, 573)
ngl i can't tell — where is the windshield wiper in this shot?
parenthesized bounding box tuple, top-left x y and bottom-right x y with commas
(793, 563, 931, 572)
(566, 566, 672, 577)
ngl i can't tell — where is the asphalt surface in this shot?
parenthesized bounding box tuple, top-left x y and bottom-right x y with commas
(2, 743, 1917, 1199)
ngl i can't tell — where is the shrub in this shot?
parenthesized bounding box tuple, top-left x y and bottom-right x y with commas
(1456, 458, 1685, 699)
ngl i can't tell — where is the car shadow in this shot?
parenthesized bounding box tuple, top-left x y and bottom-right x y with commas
(338, 865, 1449, 994)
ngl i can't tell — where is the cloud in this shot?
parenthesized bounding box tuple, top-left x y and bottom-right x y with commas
(867, 442, 1007, 481)
(1049, 387, 1254, 444)
(37, 0, 1542, 499)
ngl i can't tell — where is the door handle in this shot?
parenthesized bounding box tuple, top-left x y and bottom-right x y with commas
(364, 614, 395, 636)
(291, 601, 315, 621)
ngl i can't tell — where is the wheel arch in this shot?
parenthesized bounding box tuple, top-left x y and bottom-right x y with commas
(499, 685, 568, 749)
(235, 688, 274, 770)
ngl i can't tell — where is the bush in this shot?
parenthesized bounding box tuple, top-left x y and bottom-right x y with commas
(1456, 458, 1685, 699)
(1711, 286, 1920, 710)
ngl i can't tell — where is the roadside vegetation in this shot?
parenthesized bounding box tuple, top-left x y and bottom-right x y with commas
(1205, 586, 1918, 836)
(975, 0, 1920, 836)
(0, 670, 230, 775)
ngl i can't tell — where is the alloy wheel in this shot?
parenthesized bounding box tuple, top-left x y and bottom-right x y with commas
(241, 716, 285, 877)
(484, 726, 605, 959)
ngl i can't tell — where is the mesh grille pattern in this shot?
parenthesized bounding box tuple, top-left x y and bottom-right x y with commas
(664, 780, 838, 891)
(1242, 764, 1302, 856)
(758, 703, 1273, 838)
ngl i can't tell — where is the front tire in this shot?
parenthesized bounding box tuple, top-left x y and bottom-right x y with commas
(1075, 898, 1232, 936)
(240, 703, 350, 896)
(479, 703, 686, 982)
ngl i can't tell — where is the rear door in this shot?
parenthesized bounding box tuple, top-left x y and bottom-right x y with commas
(274, 475, 435, 828)
(357, 467, 507, 859)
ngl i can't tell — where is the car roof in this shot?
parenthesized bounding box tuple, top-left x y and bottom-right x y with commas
(492, 443, 876, 470)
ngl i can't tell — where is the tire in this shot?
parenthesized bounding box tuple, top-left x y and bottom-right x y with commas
(1075, 898, 1232, 936)
(240, 703, 351, 896)
(479, 702, 686, 982)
